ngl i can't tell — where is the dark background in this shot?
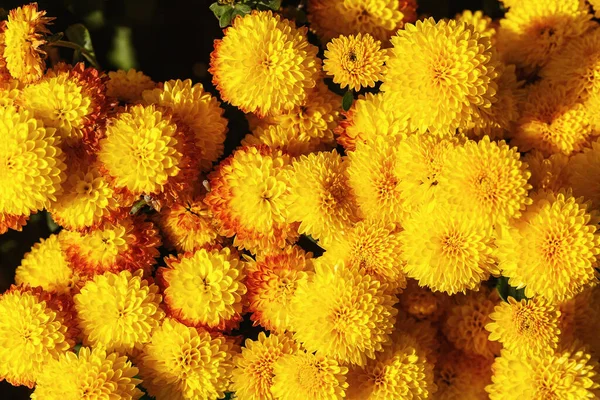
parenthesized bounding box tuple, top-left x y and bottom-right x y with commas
(0, 0, 502, 398)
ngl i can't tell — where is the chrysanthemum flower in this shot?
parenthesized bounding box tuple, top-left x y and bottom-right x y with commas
(242, 125, 323, 157)
(158, 246, 246, 331)
(98, 104, 197, 206)
(107, 68, 155, 103)
(320, 219, 406, 291)
(0, 79, 21, 107)
(398, 279, 446, 322)
(568, 284, 600, 356)
(0, 286, 76, 387)
(0, 28, 8, 79)
(60, 215, 161, 277)
(523, 150, 570, 192)
(436, 349, 493, 400)
(323, 33, 387, 91)
(156, 192, 219, 253)
(272, 351, 348, 400)
(497, 190, 600, 304)
(444, 289, 502, 359)
(382, 18, 499, 133)
(346, 331, 437, 400)
(497, 0, 595, 71)
(567, 139, 600, 210)
(19, 63, 111, 153)
(74, 269, 164, 355)
(246, 246, 314, 333)
(142, 79, 227, 171)
(291, 260, 397, 366)
(512, 81, 596, 156)
(306, 0, 417, 43)
(438, 136, 532, 226)
(31, 347, 143, 400)
(138, 318, 236, 400)
(335, 92, 413, 151)
(15, 232, 75, 294)
(394, 317, 441, 365)
(231, 332, 298, 400)
(486, 348, 600, 399)
(3, 3, 53, 83)
(456, 10, 496, 40)
(0, 105, 66, 234)
(210, 11, 320, 117)
(205, 145, 297, 253)
(287, 151, 361, 246)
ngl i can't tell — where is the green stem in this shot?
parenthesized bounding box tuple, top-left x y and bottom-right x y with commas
(51, 40, 100, 69)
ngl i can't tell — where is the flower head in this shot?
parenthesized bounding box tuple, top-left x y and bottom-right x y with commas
(497, 190, 600, 304)
(205, 145, 298, 253)
(0, 79, 21, 107)
(398, 279, 446, 322)
(523, 150, 570, 192)
(142, 79, 227, 171)
(138, 318, 236, 400)
(291, 260, 398, 366)
(382, 18, 499, 133)
(246, 246, 314, 333)
(436, 349, 493, 400)
(456, 10, 496, 40)
(567, 139, 600, 210)
(210, 11, 320, 117)
(272, 351, 348, 400)
(232, 332, 299, 400)
(107, 68, 155, 102)
(158, 246, 246, 331)
(242, 124, 323, 157)
(3, 3, 53, 83)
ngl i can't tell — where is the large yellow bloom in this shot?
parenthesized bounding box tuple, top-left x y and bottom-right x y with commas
(0, 286, 76, 388)
(74, 269, 164, 355)
(159, 246, 246, 331)
(567, 139, 600, 210)
(3, 3, 52, 83)
(287, 150, 361, 246)
(246, 246, 314, 333)
(382, 18, 499, 133)
(107, 68, 155, 103)
(142, 79, 228, 171)
(306, 0, 417, 43)
(436, 349, 492, 400)
(205, 145, 298, 253)
(0, 105, 66, 234)
(497, 190, 600, 304)
(231, 332, 298, 400)
(486, 297, 560, 357)
(31, 347, 143, 400)
(291, 260, 398, 366)
(272, 351, 348, 400)
(138, 318, 236, 400)
(210, 11, 320, 117)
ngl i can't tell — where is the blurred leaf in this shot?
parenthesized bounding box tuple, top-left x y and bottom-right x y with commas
(0, 240, 17, 254)
(210, 3, 232, 18)
(236, 4, 252, 13)
(46, 213, 60, 233)
(342, 91, 354, 111)
(265, 0, 282, 9)
(108, 26, 138, 70)
(46, 32, 65, 43)
(66, 24, 96, 58)
(71, 0, 105, 29)
(496, 276, 527, 302)
(219, 7, 234, 28)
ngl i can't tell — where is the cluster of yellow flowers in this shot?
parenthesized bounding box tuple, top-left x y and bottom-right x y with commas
(2, 0, 600, 399)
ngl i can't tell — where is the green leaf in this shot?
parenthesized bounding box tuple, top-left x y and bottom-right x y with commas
(496, 276, 528, 302)
(209, 3, 233, 18)
(108, 26, 137, 70)
(65, 24, 96, 59)
(219, 7, 235, 28)
(342, 91, 354, 111)
(46, 32, 65, 43)
(46, 212, 60, 233)
(235, 3, 252, 14)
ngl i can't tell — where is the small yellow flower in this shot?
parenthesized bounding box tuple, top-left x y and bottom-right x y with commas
(456, 10, 496, 40)
(107, 68, 155, 102)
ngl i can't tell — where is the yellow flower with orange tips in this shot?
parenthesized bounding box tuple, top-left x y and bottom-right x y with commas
(107, 68, 155, 102)
(210, 11, 320, 117)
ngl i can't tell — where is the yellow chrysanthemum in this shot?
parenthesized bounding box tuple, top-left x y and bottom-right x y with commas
(242, 124, 323, 157)
(523, 150, 570, 192)
(497, 190, 600, 304)
(210, 11, 320, 117)
(287, 151, 361, 246)
(320, 219, 406, 291)
(486, 297, 560, 357)
(3, 3, 52, 83)
(512, 81, 597, 156)
(159, 247, 246, 331)
(306, 0, 418, 43)
(486, 348, 600, 399)
(31, 347, 143, 400)
(0, 105, 66, 234)
(246, 246, 314, 333)
(142, 79, 228, 171)
(15, 232, 75, 294)
(456, 10, 496, 40)
(156, 192, 219, 253)
(382, 18, 499, 133)
(205, 145, 298, 253)
(107, 68, 155, 102)
(335, 92, 413, 151)
(138, 318, 236, 400)
(568, 284, 600, 356)
(272, 351, 349, 400)
(0, 286, 75, 388)
(60, 216, 161, 277)
(567, 139, 600, 210)
(346, 331, 437, 400)
(436, 349, 492, 400)
(592, 0, 600, 17)
(497, 0, 595, 71)
(291, 260, 398, 366)
(231, 332, 299, 400)
(0, 79, 21, 107)
(398, 279, 446, 322)
(394, 317, 441, 365)
(444, 289, 502, 359)
(438, 136, 532, 226)
(0, 28, 8, 79)
(74, 269, 164, 355)
(323, 33, 387, 91)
